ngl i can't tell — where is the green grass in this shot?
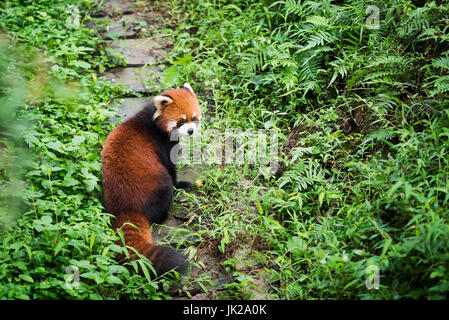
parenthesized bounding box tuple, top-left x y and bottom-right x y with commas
(1, 0, 449, 300)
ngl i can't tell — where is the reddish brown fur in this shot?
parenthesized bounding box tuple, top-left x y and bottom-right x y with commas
(102, 121, 165, 215)
(102, 118, 165, 266)
(102, 86, 199, 276)
(113, 211, 153, 259)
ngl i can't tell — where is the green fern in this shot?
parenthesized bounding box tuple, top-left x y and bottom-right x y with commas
(423, 54, 449, 96)
(278, 160, 323, 192)
(432, 56, 449, 70)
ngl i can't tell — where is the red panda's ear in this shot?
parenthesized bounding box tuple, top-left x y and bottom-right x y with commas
(153, 95, 173, 120)
(183, 82, 194, 94)
(154, 95, 173, 109)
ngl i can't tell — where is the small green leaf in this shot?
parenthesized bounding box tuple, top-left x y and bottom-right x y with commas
(105, 275, 123, 285)
(71, 135, 86, 146)
(62, 176, 80, 187)
(41, 216, 52, 224)
(381, 238, 392, 259)
(286, 236, 307, 254)
(19, 274, 34, 283)
(81, 272, 103, 284)
(318, 191, 325, 207)
(46, 141, 65, 153)
(89, 232, 95, 251)
(23, 134, 40, 147)
(69, 60, 91, 70)
(138, 260, 153, 283)
(254, 198, 264, 215)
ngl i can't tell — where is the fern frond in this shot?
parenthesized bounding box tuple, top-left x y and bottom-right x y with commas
(432, 56, 449, 70)
(397, 7, 431, 37)
(306, 15, 330, 27)
(366, 55, 409, 69)
(328, 57, 351, 86)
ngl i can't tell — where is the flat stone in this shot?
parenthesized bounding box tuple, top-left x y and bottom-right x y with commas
(103, 0, 135, 16)
(104, 21, 136, 40)
(109, 97, 153, 122)
(101, 65, 163, 93)
(102, 13, 146, 40)
(107, 38, 168, 66)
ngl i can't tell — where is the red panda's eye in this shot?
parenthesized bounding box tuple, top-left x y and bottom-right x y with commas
(177, 119, 185, 127)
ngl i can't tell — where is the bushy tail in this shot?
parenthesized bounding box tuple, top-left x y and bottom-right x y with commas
(113, 211, 188, 277)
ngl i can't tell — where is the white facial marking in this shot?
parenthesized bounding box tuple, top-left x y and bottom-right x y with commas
(153, 109, 161, 120)
(167, 121, 177, 132)
(181, 114, 187, 120)
(176, 122, 198, 137)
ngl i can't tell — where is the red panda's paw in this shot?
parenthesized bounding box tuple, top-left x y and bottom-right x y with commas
(175, 181, 193, 192)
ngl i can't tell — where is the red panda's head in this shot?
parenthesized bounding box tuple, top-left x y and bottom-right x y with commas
(153, 83, 202, 137)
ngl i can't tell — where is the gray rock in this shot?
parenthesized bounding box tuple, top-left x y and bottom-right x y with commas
(107, 38, 168, 67)
(104, 21, 136, 40)
(101, 65, 163, 93)
(103, 0, 135, 16)
(102, 13, 145, 40)
(109, 97, 154, 123)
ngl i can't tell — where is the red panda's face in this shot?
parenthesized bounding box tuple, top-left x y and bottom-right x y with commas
(153, 83, 202, 137)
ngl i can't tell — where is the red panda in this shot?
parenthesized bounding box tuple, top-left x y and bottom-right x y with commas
(101, 83, 201, 277)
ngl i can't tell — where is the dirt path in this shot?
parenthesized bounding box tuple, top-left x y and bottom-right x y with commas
(91, 0, 273, 299)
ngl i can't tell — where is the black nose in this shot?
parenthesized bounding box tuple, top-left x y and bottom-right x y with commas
(188, 128, 194, 135)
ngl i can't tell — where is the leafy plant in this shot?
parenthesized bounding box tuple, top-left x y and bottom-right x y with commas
(164, 0, 449, 299)
(0, 0, 175, 299)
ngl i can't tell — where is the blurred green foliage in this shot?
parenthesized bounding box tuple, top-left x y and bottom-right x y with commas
(0, 0, 176, 299)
